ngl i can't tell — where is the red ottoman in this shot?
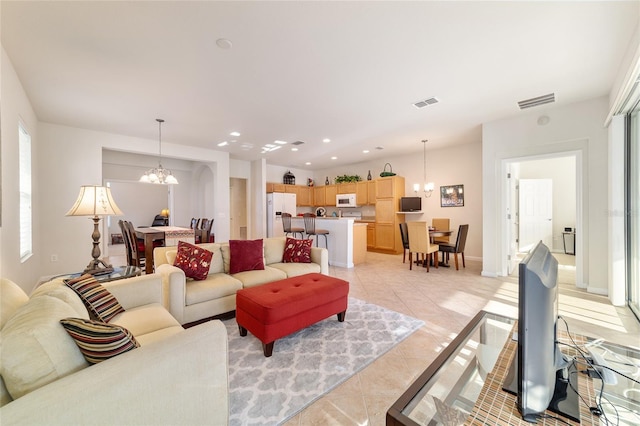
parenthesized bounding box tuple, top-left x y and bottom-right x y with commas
(236, 273, 349, 357)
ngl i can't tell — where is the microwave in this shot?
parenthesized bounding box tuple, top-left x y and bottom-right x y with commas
(336, 193, 357, 208)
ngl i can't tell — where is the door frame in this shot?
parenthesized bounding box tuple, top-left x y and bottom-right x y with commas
(501, 150, 583, 287)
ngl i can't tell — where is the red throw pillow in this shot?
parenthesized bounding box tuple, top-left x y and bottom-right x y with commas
(229, 239, 264, 274)
(283, 237, 312, 263)
(173, 241, 213, 280)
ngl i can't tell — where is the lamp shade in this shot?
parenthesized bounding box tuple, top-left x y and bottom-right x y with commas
(66, 186, 124, 217)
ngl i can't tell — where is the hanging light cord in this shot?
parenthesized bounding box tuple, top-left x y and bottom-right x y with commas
(422, 139, 427, 184)
(157, 118, 164, 167)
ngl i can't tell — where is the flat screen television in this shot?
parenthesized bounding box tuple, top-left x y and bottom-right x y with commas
(400, 197, 422, 212)
(502, 241, 580, 423)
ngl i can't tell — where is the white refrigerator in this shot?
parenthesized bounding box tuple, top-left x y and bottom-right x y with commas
(267, 193, 297, 237)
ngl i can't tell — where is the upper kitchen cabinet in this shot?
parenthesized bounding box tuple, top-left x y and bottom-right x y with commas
(337, 183, 356, 194)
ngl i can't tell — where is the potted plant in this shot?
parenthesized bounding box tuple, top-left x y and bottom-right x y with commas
(334, 174, 362, 184)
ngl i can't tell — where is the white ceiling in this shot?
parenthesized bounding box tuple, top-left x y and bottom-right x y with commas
(2, 1, 638, 169)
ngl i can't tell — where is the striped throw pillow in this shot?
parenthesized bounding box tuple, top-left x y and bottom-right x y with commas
(65, 274, 125, 323)
(60, 317, 139, 364)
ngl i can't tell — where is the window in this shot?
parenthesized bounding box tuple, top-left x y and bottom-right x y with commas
(629, 112, 640, 321)
(19, 123, 32, 261)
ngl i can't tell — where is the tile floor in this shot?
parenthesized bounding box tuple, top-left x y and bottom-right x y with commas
(106, 245, 640, 426)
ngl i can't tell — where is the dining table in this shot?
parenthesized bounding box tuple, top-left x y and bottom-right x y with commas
(429, 229, 454, 267)
(134, 226, 195, 274)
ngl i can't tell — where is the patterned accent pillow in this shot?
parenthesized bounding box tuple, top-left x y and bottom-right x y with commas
(60, 317, 140, 364)
(229, 239, 265, 274)
(173, 241, 213, 280)
(65, 274, 125, 323)
(283, 237, 312, 263)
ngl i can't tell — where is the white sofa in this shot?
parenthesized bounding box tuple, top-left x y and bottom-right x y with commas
(154, 236, 329, 325)
(0, 274, 229, 425)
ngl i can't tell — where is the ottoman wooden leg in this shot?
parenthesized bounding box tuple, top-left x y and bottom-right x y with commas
(263, 342, 274, 357)
(337, 310, 346, 322)
(238, 325, 247, 336)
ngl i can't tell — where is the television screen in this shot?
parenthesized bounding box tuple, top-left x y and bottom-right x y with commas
(400, 197, 422, 212)
(503, 241, 580, 422)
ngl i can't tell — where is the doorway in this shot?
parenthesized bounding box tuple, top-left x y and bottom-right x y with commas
(503, 153, 580, 285)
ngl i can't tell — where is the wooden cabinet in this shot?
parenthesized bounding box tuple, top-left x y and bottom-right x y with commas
(297, 186, 313, 206)
(372, 176, 405, 254)
(367, 181, 376, 205)
(285, 185, 297, 194)
(356, 181, 368, 205)
(337, 183, 356, 194)
(313, 186, 326, 206)
(272, 183, 286, 193)
(353, 224, 367, 265)
(325, 185, 337, 206)
(366, 223, 376, 249)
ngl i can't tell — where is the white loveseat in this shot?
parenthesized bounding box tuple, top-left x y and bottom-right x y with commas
(154, 236, 329, 325)
(0, 274, 229, 425)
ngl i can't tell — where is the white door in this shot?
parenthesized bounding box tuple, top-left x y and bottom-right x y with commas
(519, 179, 552, 252)
(506, 168, 519, 274)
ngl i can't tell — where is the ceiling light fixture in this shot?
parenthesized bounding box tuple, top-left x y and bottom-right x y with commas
(331, 156, 337, 160)
(230, 131, 241, 137)
(305, 162, 311, 165)
(414, 139, 434, 197)
(291, 147, 298, 151)
(139, 119, 178, 185)
(363, 150, 370, 154)
(323, 138, 331, 143)
(217, 141, 229, 147)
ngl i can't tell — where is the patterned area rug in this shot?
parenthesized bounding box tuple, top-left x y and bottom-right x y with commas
(225, 297, 425, 425)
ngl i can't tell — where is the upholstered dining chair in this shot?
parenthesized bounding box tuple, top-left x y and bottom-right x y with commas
(190, 217, 200, 230)
(407, 221, 439, 272)
(399, 222, 410, 263)
(440, 224, 469, 270)
(431, 218, 451, 244)
(282, 213, 304, 239)
(303, 213, 329, 248)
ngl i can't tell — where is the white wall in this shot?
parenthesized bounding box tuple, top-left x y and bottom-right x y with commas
(518, 156, 576, 253)
(482, 97, 609, 296)
(1, 48, 41, 290)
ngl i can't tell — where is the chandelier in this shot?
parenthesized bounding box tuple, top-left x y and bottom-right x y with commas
(414, 139, 434, 197)
(139, 118, 179, 185)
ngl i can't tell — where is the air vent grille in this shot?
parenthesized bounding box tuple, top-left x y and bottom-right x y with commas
(518, 93, 555, 110)
(413, 97, 439, 109)
(291, 140, 304, 145)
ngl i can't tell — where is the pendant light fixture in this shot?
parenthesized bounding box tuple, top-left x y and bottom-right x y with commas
(139, 119, 178, 185)
(414, 139, 434, 197)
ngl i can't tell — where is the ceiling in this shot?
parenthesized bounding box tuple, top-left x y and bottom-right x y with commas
(2, 1, 638, 170)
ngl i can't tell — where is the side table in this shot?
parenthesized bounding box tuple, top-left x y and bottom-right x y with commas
(37, 266, 142, 288)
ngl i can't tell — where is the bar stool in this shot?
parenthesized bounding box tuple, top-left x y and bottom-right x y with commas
(282, 213, 304, 239)
(303, 213, 329, 248)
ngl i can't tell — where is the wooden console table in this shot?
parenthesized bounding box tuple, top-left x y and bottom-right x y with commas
(386, 311, 618, 426)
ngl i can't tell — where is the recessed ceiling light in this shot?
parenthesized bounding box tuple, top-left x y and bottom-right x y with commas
(363, 150, 369, 154)
(274, 140, 287, 145)
(216, 38, 233, 50)
(230, 131, 241, 137)
(291, 147, 298, 151)
(305, 162, 311, 165)
(265, 144, 275, 148)
(323, 138, 331, 143)
(331, 156, 337, 160)
(217, 141, 229, 147)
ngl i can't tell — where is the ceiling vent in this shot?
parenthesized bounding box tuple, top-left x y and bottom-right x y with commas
(413, 97, 439, 109)
(291, 141, 305, 145)
(375, 146, 384, 150)
(518, 93, 555, 110)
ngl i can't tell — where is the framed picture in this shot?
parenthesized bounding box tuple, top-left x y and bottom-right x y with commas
(440, 184, 464, 207)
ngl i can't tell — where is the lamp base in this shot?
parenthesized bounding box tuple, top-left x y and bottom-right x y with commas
(83, 258, 114, 276)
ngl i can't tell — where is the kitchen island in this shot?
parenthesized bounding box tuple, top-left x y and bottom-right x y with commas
(290, 217, 366, 268)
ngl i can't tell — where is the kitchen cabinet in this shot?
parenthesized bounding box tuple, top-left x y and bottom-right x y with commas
(272, 183, 286, 193)
(297, 186, 313, 206)
(356, 181, 368, 205)
(313, 186, 326, 206)
(368, 181, 376, 205)
(337, 183, 356, 194)
(353, 224, 367, 265)
(325, 185, 337, 206)
(366, 223, 375, 249)
(373, 176, 405, 254)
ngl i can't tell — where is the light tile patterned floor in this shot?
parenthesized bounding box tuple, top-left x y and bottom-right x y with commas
(106, 245, 639, 426)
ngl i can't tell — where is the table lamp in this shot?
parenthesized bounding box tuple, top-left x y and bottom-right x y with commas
(66, 185, 124, 275)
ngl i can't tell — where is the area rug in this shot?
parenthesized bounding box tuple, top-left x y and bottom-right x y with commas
(225, 297, 425, 425)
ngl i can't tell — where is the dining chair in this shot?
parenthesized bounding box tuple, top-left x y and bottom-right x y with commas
(118, 220, 133, 267)
(398, 222, 409, 263)
(122, 221, 146, 269)
(190, 218, 200, 230)
(303, 213, 329, 248)
(198, 218, 214, 243)
(432, 218, 451, 244)
(407, 221, 439, 272)
(440, 224, 469, 270)
(282, 213, 304, 239)
(152, 214, 167, 226)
